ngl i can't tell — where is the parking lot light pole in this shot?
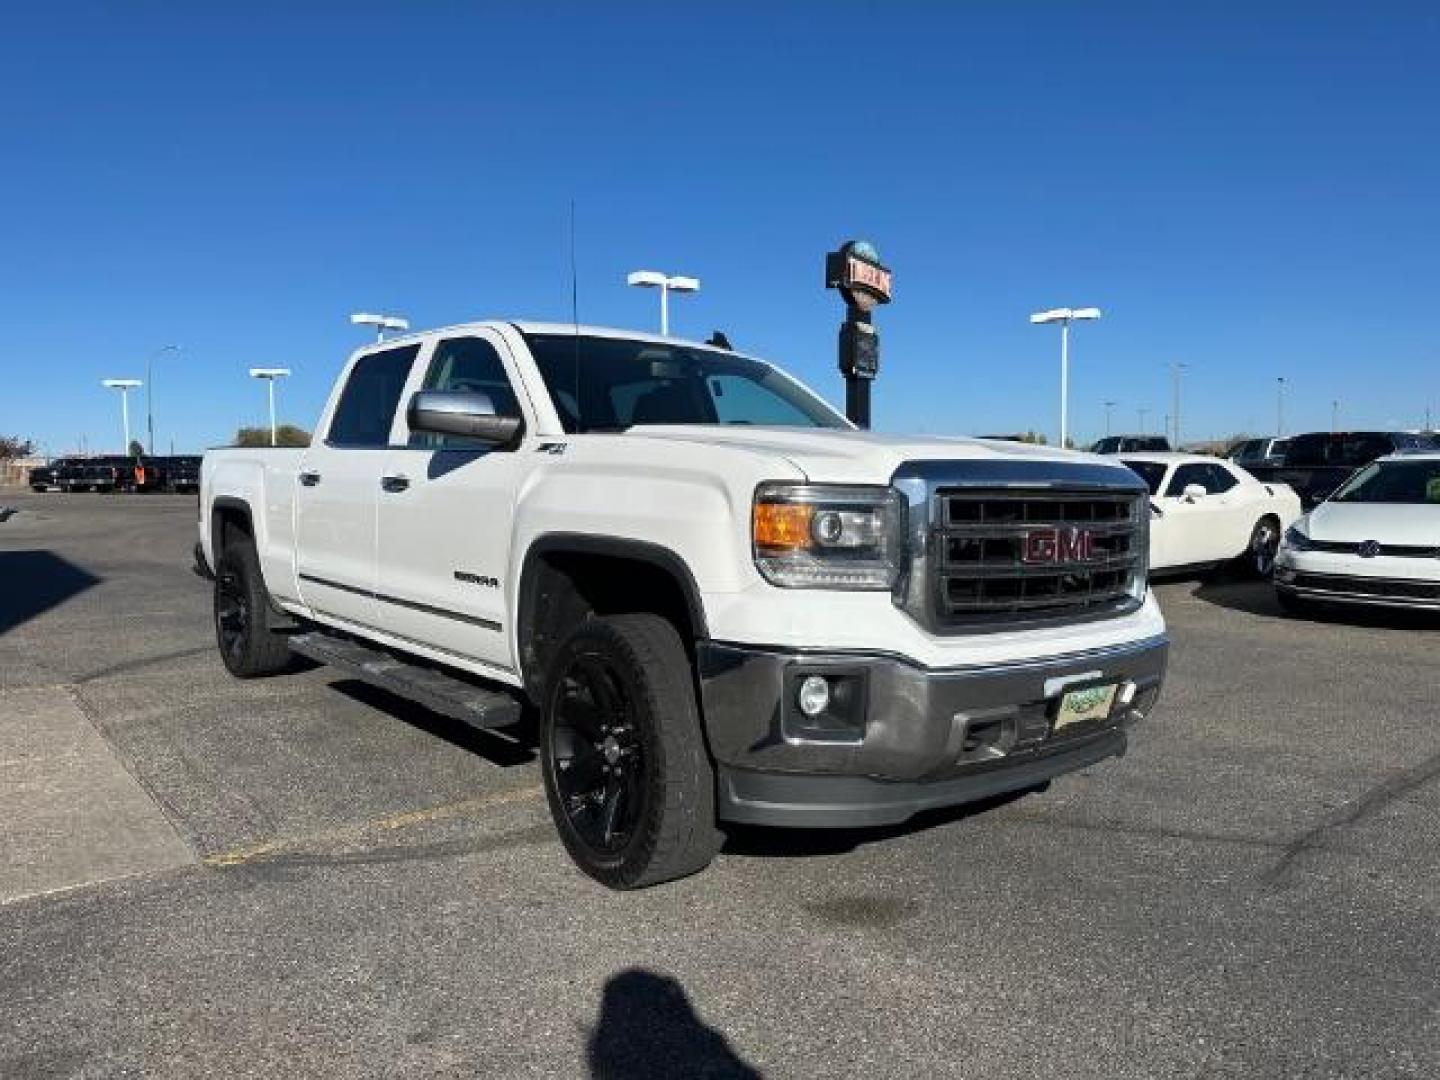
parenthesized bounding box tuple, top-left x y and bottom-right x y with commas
(1137, 405, 1149, 434)
(350, 312, 410, 343)
(1103, 400, 1117, 438)
(144, 344, 180, 457)
(1276, 377, 1286, 436)
(1030, 307, 1101, 449)
(101, 379, 142, 455)
(626, 271, 700, 336)
(1170, 362, 1187, 448)
(249, 368, 291, 446)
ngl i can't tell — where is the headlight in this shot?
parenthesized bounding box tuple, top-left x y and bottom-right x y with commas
(1282, 523, 1315, 552)
(753, 482, 904, 590)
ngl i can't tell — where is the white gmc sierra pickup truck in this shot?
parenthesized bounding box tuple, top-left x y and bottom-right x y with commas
(201, 321, 1167, 888)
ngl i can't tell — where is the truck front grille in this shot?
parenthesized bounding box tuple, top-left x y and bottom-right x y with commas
(932, 489, 1145, 628)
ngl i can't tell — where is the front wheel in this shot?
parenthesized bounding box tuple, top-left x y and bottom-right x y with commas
(540, 614, 723, 889)
(1242, 517, 1281, 578)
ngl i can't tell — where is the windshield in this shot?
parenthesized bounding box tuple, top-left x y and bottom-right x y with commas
(1330, 460, 1440, 505)
(524, 334, 849, 433)
(1121, 459, 1168, 495)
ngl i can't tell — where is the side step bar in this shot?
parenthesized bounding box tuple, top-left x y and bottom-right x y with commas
(289, 631, 523, 730)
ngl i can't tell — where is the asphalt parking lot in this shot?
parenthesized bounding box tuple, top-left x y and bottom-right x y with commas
(1, 491, 1437, 1078)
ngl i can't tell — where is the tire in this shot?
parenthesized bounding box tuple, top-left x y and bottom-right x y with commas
(1275, 587, 1320, 619)
(1241, 516, 1281, 578)
(214, 536, 293, 678)
(540, 613, 723, 889)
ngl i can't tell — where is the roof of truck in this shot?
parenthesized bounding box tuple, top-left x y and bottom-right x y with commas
(363, 320, 739, 355)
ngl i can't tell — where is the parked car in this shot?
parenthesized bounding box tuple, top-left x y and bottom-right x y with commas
(57, 456, 130, 492)
(1228, 437, 1290, 469)
(28, 460, 64, 491)
(1092, 434, 1172, 454)
(1248, 431, 1436, 507)
(1120, 453, 1303, 576)
(160, 455, 201, 492)
(1274, 452, 1440, 615)
(201, 320, 1169, 888)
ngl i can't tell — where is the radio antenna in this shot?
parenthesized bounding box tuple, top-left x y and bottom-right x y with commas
(569, 198, 581, 433)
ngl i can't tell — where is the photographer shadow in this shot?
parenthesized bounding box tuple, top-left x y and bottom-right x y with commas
(587, 969, 761, 1079)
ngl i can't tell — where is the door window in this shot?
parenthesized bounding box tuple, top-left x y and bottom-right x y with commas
(1204, 463, 1239, 493)
(1164, 463, 1213, 497)
(328, 345, 421, 447)
(409, 337, 522, 450)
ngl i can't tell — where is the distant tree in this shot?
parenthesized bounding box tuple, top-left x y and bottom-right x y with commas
(234, 425, 311, 448)
(128, 439, 145, 458)
(1018, 430, 1048, 445)
(0, 435, 35, 459)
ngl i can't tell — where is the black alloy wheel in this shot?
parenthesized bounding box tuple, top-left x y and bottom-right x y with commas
(550, 654, 647, 855)
(213, 537, 293, 678)
(1248, 518, 1281, 577)
(540, 614, 722, 889)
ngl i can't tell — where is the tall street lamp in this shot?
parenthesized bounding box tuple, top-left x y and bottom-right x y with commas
(101, 379, 142, 454)
(145, 344, 180, 457)
(627, 270, 700, 336)
(1170, 362, 1187, 448)
(1137, 405, 1150, 434)
(350, 311, 410, 342)
(1276, 377, 1286, 437)
(249, 368, 291, 446)
(1029, 307, 1101, 448)
(1103, 400, 1117, 438)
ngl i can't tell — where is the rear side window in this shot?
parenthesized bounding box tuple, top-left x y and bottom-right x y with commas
(1165, 463, 1212, 496)
(410, 337, 522, 450)
(328, 345, 420, 447)
(1205, 463, 1239, 492)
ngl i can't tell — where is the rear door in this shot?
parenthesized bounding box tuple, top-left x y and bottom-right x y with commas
(375, 331, 531, 670)
(295, 343, 421, 629)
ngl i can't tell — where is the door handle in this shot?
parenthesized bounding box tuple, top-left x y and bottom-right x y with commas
(380, 474, 410, 493)
(299, 471, 321, 487)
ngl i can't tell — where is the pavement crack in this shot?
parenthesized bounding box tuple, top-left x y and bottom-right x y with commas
(1264, 749, 1440, 886)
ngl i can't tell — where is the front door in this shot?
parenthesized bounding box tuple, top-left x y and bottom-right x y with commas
(375, 332, 531, 671)
(295, 343, 421, 629)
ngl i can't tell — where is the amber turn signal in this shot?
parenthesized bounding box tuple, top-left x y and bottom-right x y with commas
(754, 501, 814, 550)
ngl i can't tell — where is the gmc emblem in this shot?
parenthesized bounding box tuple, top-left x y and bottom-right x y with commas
(1022, 527, 1095, 565)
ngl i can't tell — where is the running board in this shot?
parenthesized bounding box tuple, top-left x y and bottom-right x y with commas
(289, 631, 523, 730)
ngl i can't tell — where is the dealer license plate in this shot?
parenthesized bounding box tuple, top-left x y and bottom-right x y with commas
(1053, 683, 1118, 732)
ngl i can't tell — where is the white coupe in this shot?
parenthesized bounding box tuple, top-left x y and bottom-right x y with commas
(1120, 453, 1304, 576)
(1274, 452, 1440, 614)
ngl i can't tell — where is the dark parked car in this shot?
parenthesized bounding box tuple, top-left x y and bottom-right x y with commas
(1248, 431, 1438, 507)
(57, 456, 132, 492)
(1228, 437, 1290, 469)
(28, 460, 63, 491)
(1091, 434, 1172, 454)
(160, 455, 201, 492)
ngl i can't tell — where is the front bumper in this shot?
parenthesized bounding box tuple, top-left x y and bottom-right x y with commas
(1275, 552, 1440, 610)
(698, 634, 1168, 828)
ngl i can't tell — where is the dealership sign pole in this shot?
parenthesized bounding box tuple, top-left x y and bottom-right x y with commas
(825, 240, 892, 429)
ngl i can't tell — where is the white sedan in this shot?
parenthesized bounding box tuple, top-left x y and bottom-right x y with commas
(1120, 453, 1304, 576)
(1274, 452, 1440, 614)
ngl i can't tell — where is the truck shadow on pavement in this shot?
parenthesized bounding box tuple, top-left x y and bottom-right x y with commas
(328, 678, 539, 767)
(0, 549, 101, 636)
(587, 969, 762, 1079)
(1192, 578, 1440, 631)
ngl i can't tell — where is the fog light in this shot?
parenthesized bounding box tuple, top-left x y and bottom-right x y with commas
(797, 675, 831, 717)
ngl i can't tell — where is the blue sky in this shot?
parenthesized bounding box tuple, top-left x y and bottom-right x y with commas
(2, 2, 1437, 455)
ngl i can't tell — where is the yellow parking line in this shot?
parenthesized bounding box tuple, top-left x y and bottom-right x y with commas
(202, 784, 544, 868)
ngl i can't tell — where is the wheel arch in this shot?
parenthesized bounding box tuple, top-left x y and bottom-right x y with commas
(211, 496, 256, 558)
(516, 534, 709, 700)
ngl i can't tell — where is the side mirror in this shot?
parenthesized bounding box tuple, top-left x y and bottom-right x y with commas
(1182, 483, 1207, 501)
(408, 390, 523, 446)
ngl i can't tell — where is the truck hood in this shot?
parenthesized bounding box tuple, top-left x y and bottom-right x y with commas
(623, 425, 1119, 484)
(1305, 501, 1440, 546)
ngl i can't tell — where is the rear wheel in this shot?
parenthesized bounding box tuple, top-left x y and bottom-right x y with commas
(541, 614, 722, 889)
(214, 537, 293, 677)
(1243, 516, 1281, 578)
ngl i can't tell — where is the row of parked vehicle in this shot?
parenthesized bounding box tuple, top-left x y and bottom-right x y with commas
(1095, 436, 1440, 618)
(27, 455, 201, 493)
